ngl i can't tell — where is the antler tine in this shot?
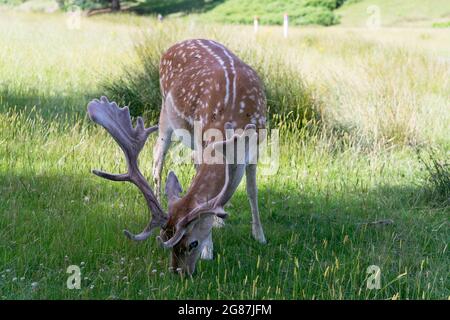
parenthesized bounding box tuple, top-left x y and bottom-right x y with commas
(87, 96, 168, 241)
(159, 123, 256, 248)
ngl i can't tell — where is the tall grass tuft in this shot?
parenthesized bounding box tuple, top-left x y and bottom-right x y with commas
(416, 148, 450, 206)
(102, 35, 164, 123)
(244, 51, 320, 132)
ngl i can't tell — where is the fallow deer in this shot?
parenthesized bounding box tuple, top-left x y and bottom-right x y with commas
(87, 39, 267, 275)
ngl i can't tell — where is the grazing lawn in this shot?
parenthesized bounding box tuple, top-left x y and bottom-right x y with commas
(336, 0, 450, 27)
(0, 10, 448, 299)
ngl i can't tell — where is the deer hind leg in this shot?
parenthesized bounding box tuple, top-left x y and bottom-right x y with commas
(201, 232, 214, 260)
(152, 107, 173, 202)
(246, 164, 266, 244)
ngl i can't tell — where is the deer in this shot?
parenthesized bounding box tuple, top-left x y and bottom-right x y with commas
(87, 39, 267, 275)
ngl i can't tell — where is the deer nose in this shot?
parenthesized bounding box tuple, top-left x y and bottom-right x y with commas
(170, 263, 193, 276)
(172, 261, 195, 276)
(185, 261, 197, 276)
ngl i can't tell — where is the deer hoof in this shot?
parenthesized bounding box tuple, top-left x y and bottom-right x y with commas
(252, 227, 267, 244)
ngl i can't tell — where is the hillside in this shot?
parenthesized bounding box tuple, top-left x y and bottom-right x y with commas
(336, 0, 450, 27)
(4, 0, 450, 27)
(133, 0, 450, 27)
(2, 0, 343, 26)
(199, 0, 343, 26)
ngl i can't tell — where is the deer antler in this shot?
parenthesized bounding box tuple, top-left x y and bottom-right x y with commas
(87, 96, 168, 241)
(158, 123, 257, 248)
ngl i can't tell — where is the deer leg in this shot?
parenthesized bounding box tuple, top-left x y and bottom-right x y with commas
(246, 164, 266, 244)
(200, 232, 214, 260)
(152, 108, 173, 202)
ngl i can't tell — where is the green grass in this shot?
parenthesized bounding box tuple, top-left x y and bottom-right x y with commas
(198, 0, 341, 26)
(0, 10, 449, 299)
(8, 0, 450, 27)
(100, 0, 341, 26)
(337, 0, 450, 27)
(433, 21, 450, 28)
(12, 0, 341, 26)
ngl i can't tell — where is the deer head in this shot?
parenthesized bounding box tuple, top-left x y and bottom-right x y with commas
(88, 97, 256, 275)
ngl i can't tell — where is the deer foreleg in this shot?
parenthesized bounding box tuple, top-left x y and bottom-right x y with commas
(153, 107, 173, 202)
(246, 164, 266, 244)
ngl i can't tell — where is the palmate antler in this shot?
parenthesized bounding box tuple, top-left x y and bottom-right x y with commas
(157, 123, 257, 248)
(87, 96, 167, 241)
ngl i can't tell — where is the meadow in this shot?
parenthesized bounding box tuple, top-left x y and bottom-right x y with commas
(0, 9, 449, 299)
(337, 0, 450, 27)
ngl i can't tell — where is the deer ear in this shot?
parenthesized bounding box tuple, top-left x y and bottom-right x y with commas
(165, 171, 182, 201)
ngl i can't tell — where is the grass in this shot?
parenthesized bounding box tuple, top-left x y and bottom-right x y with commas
(416, 148, 450, 206)
(337, 0, 450, 27)
(7, 0, 341, 26)
(198, 0, 341, 26)
(0, 10, 449, 299)
(433, 21, 450, 28)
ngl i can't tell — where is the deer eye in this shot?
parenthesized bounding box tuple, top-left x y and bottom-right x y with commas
(188, 240, 198, 251)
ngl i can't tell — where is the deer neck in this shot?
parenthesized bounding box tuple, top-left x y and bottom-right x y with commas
(188, 163, 226, 204)
(169, 163, 230, 225)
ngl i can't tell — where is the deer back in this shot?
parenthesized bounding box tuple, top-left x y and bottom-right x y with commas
(159, 39, 267, 133)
